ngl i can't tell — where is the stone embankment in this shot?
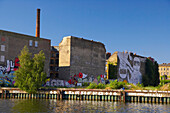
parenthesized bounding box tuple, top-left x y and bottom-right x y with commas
(0, 88, 169, 103)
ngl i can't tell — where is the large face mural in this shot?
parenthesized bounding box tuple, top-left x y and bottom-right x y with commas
(0, 57, 19, 86)
(117, 52, 146, 85)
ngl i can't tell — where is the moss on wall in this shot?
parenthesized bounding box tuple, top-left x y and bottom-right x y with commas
(108, 62, 117, 79)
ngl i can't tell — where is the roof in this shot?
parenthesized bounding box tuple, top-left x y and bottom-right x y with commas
(61, 36, 106, 47)
(159, 63, 170, 66)
(51, 46, 59, 51)
(0, 29, 51, 41)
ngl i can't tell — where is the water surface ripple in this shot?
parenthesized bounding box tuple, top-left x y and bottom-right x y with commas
(0, 99, 169, 113)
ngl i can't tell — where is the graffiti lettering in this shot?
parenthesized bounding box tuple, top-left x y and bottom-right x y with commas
(0, 57, 19, 75)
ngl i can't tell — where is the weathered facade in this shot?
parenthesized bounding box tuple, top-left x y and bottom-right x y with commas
(107, 51, 146, 84)
(59, 36, 106, 80)
(0, 30, 51, 86)
(50, 46, 59, 79)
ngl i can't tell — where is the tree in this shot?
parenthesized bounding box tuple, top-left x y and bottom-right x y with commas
(142, 58, 160, 86)
(14, 46, 46, 94)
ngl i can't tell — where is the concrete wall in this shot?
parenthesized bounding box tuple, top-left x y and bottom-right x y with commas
(59, 36, 106, 80)
(59, 37, 71, 67)
(0, 30, 51, 83)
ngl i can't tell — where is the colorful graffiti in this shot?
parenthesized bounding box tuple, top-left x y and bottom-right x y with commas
(44, 79, 72, 87)
(46, 72, 107, 87)
(66, 73, 107, 87)
(0, 57, 19, 86)
(0, 57, 19, 74)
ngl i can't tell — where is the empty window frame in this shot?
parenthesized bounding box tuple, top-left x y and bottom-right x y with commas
(29, 40, 33, 46)
(35, 41, 38, 47)
(1, 45, 5, 51)
(0, 55, 5, 62)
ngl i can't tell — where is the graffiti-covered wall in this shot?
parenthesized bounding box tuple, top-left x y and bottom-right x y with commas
(0, 58, 19, 86)
(0, 30, 51, 81)
(108, 51, 146, 85)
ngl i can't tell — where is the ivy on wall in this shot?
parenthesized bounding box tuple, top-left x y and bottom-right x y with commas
(108, 62, 117, 79)
(142, 58, 160, 86)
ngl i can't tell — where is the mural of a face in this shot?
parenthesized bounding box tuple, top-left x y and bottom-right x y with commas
(117, 52, 143, 85)
(133, 57, 140, 71)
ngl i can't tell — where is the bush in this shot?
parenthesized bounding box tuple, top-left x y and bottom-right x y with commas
(87, 82, 97, 89)
(96, 83, 106, 89)
(136, 82, 144, 87)
(82, 82, 89, 86)
(87, 82, 106, 89)
(160, 79, 170, 85)
(107, 80, 125, 89)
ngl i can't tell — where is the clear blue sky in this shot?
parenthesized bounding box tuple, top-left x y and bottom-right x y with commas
(0, 0, 170, 64)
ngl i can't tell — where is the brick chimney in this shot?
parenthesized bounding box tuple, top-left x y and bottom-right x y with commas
(36, 9, 40, 37)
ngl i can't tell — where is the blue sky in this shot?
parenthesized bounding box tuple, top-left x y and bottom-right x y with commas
(0, 0, 170, 64)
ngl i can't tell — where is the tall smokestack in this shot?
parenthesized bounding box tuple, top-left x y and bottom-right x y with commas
(36, 9, 40, 37)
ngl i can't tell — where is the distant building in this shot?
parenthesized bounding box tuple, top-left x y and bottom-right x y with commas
(106, 52, 111, 60)
(50, 46, 59, 79)
(59, 36, 106, 80)
(159, 63, 170, 80)
(0, 30, 51, 86)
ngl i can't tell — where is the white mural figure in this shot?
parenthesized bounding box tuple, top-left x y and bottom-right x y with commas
(118, 52, 142, 85)
(127, 57, 142, 84)
(118, 52, 133, 79)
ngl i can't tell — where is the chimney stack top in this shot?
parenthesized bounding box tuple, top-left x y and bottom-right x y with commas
(36, 8, 40, 37)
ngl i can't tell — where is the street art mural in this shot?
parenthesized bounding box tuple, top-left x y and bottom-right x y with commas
(117, 52, 146, 85)
(0, 57, 19, 86)
(47, 72, 107, 87)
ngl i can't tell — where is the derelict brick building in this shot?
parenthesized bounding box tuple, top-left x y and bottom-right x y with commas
(0, 30, 51, 77)
(59, 36, 106, 80)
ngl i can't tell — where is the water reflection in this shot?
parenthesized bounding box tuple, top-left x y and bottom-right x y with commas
(0, 99, 169, 113)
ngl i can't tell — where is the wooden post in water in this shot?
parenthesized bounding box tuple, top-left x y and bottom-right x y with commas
(119, 91, 122, 102)
(123, 91, 126, 102)
(59, 90, 62, 100)
(1, 90, 4, 99)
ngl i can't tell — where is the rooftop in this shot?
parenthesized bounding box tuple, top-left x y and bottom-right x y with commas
(159, 63, 170, 66)
(0, 29, 51, 41)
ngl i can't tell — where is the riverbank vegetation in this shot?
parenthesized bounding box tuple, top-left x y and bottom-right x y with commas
(86, 79, 170, 91)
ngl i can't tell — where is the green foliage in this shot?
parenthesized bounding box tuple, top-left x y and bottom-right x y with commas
(14, 46, 46, 94)
(96, 83, 106, 89)
(82, 82, 89, 86)
(136, 82, 144, 87)
(87, 82, 106, 89)
(97, 76, 101, 82)
(87, 82, 97, 89)
(107, 80, 125, 89)
(142, 59, 160, 86)
(129, 84, 144, 90)
(108, 62, 117, 79)
(160, 79, 170, 85)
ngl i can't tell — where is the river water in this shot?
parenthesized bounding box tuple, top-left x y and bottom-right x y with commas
(0, 99, 169, 113)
